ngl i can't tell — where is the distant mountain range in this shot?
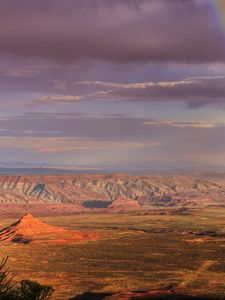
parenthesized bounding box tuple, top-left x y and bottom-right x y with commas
(0, 165, 224, 177)
(0, 173, 224, 208)
(0, 167, 104, 176)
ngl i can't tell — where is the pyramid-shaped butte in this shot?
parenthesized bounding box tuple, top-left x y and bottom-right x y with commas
(0, 213, 99, 244)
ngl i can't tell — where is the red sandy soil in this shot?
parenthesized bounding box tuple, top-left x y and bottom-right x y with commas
(109, 198, 140, 210)
(0, 213, 99, 244)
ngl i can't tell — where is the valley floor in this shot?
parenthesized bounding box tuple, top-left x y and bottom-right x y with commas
(0, 208, 225, 299)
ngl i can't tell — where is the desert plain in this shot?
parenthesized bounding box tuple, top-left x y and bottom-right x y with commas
(0, 173, 224, 299)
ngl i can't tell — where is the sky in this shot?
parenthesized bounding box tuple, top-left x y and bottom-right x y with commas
(0, 0, 225, 171)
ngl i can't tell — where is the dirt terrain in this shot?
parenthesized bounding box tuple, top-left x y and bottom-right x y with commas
(0, 174, 224, 299)
(0, 208, 224, 299)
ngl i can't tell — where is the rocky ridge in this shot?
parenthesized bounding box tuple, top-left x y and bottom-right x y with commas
(0, 174, 224, 207)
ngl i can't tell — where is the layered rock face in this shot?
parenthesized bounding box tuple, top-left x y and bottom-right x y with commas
(0, 174, 224, 207)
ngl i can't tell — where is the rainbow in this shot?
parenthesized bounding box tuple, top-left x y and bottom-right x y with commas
(208, 0, 225, 32)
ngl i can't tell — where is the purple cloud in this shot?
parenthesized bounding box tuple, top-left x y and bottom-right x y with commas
(39, 76, 225, 108)
(0, 0, 224, 63)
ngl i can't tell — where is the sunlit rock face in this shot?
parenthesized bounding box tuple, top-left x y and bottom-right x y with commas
(0, 213, 99, 244)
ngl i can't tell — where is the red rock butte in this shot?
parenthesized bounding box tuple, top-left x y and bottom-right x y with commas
(0, 213, 99, 244)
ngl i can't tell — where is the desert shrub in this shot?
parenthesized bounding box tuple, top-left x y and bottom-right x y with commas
(0, 258, 53, 300)
(15, 280, 53, 300)
(0, 257, 15, 298)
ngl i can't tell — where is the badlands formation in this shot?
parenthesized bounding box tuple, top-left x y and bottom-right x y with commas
(0, 174, 224, 208)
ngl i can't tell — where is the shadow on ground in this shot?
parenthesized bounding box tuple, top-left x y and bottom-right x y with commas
(70, 292, 225, 300)
(70, 293, 113, 300)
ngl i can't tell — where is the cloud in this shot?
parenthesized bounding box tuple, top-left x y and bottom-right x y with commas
(143, 120, 219, 128)
(0, 116, 224, 169)
(40, 95, 83, 103)
(49, 79, 67, 90)
(0, 136, 146, 153)
(0, 0, 224, 63)
(0, 68, 40, 78)
(39, 76, 225, 107)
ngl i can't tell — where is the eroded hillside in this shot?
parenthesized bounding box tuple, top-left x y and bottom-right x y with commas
(0, 174, 224, 208)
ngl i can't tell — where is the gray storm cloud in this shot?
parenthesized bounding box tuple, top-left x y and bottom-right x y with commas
(0, 0, 224, 63)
